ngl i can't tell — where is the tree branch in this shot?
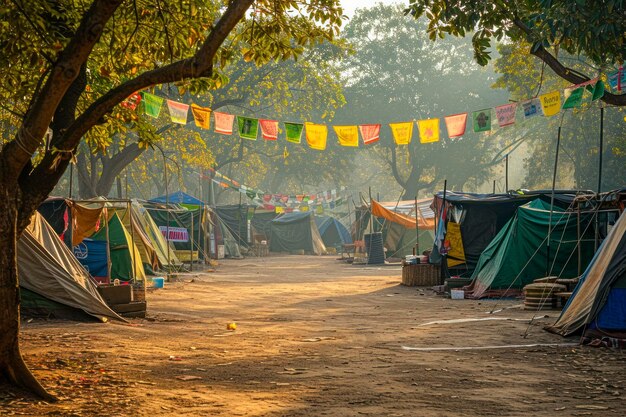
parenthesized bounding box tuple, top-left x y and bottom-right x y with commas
(513, 19, 626, 106)
(2, 0, 124, 174)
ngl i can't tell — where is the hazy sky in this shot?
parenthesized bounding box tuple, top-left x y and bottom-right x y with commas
(341, 0, 402, 18)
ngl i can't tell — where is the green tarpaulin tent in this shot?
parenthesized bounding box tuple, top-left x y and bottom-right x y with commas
(269, 212, 326, 255)
(465, 199, 595, 298)
(92, 212, 146, 282)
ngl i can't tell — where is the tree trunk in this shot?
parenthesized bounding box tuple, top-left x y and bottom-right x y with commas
(0, 178, 56, 401)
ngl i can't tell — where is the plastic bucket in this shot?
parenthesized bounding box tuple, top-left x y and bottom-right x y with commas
(152, 277, 165, 289)
(450, 289, 465, 300)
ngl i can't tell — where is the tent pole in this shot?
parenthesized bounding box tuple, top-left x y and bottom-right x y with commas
(104, 209, 112, 284)
(128, 201, 136, 284)
(69, 162, 74, 199)
(368, 187, 373, 234)
(595, 107, 604, 251)
(238, 192, 242, 248)
(414, 195, 420, 256)
(440, 180, 448, 285)
(598, 106, 604, 194)
(547, 126, 561, 276)
(505, 154, 509, 193)
(190, 209, 194, 271)
(163, 153, 171, 278)
(577, 203, 582, 276)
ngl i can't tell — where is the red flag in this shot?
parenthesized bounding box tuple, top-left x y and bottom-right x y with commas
(259, 119, 279, 140)
(359, 124, 381, 145)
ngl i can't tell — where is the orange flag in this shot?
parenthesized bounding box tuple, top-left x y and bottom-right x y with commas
(191, 104, 211, 129)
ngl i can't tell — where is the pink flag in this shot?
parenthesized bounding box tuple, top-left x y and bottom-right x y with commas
(359, 124, 381, 145)
(259, 119, 279, 140)
(214, 112, 235, 135)
(444, 113, 467, 138)
(495, 103, 517, 127)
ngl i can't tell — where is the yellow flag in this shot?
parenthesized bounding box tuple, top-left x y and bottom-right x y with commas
(389, 122, 413, 145)
(417, 118, 440, 143)
(190, 104, 211, 129)
(333, 125, 359, 147)
(539, 91, 561, 117)
(305, 122, 328, 150)
(275, 206, 284, 214)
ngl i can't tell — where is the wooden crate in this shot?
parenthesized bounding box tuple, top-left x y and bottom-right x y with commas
(401, 263, 441, 286)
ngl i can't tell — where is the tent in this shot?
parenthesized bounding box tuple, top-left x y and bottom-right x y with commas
(353, 199, 435, 258)
(269, 212, 326, 255)
(132, 200, 182, 268)
(546, 210, 626, 339)
(18, 212, 122, 321)
(146, 204, 207, 261)
(315, 216, 352, 248)
(91, 212, 146, 282)
(431, 190, 588, 274)
(465, 199, 596, 298)
(149, 191, 204, 209)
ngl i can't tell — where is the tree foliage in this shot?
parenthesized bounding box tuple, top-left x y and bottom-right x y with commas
(334, 4, 510, 198)
(0, 0, 344, 399)
(405, 0, 626, 106)
(493, 40, 626, 191)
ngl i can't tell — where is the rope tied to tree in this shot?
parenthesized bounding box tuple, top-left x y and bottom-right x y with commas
(14, 127, 39, 156)
(50, 146, 77, 171)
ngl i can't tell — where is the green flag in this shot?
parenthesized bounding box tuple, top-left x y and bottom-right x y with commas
(472, 109, 491, 133)
(237, 116, 259, 140)
(284, 122, 304, 144)
(142, 92, 163, 118)
(592, 80, 605, 101)
(562, 87, 584, 109)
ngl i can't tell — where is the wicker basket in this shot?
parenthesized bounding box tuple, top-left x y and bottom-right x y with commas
(401, 263, 441, 286)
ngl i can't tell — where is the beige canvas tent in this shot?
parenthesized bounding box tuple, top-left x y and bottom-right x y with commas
(18, 212, 123, 321)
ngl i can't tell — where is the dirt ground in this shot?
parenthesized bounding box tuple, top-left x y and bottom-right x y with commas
(2, 255, 626, 416)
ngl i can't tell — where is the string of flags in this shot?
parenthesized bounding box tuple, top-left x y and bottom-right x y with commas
(200, 167, 352, 214)
(122, 75, 616, 150)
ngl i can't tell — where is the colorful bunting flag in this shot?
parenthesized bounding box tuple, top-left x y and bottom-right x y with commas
(167, 100, 189, 125)
(259, 119, 279, 140)
(521, 99, 541, 119)
(121, 92, 142, 110)
(591, 80, 605, 101)
(275, 206, 284, 214)
(191, 104, 211, 129)
(495, 103, 517, 127)
(141, 92, 163, 118)
(237, 116, 259, 140)
(284, 122, 303, 144)
(358, 124, 380, 145)
(562, 87, 584, 109)
(539, 91, 561, 117)
(608, 67, 625, 91)
(472, 109, 492, 132)
(333, 125, 359, 147)
(389, 122, 413, 145)
(417, 118, 440, 143)
(305, 122, 327, 151)
(214, 112, 235, 135)
(444, 113, 467, 138)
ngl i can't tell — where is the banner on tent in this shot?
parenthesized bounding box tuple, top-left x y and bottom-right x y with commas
(159, 226, 189, 242)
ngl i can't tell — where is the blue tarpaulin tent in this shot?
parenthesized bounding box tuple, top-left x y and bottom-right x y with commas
(315, 216, 352, 248)
(149, 191, 204, 207)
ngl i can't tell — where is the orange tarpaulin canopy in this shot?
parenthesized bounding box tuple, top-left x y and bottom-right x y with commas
(370, 199, 435, 230)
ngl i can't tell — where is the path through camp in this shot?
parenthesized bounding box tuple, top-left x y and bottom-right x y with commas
(6, 256, 626, 416)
